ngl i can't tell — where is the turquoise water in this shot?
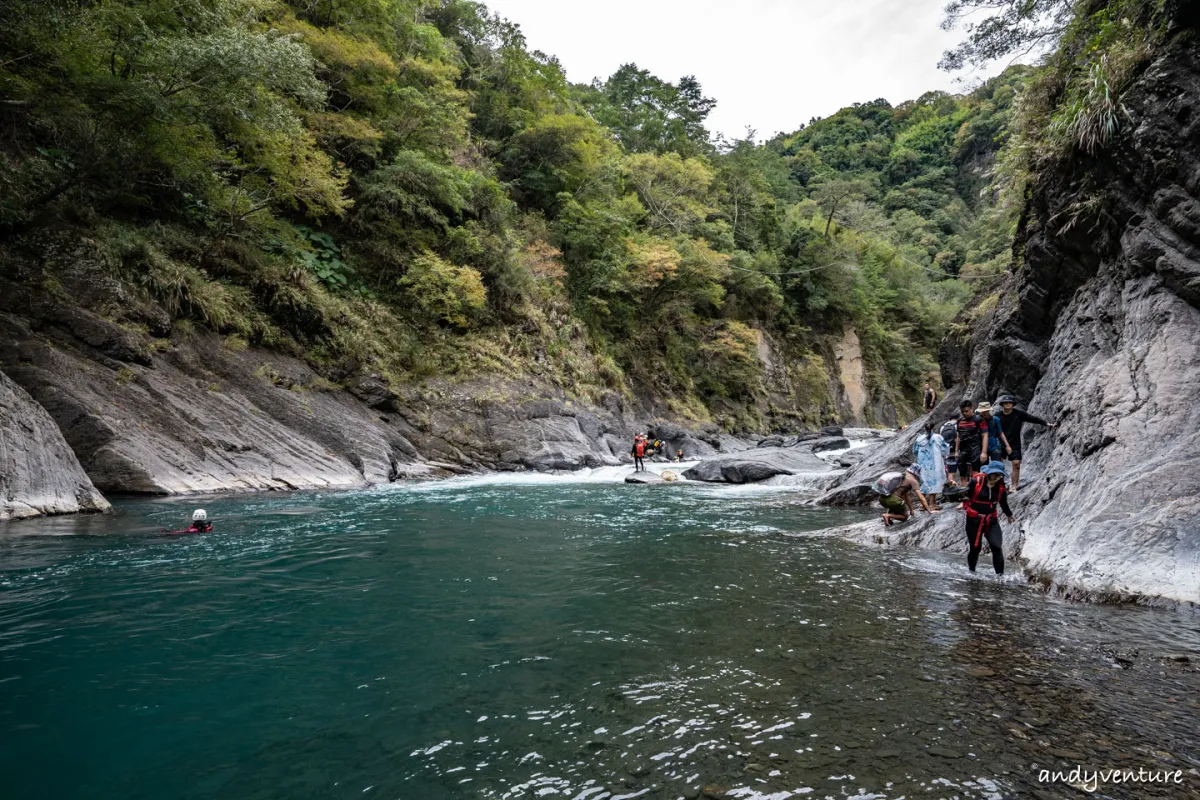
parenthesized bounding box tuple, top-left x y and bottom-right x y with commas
(1, 469, 1198, 800)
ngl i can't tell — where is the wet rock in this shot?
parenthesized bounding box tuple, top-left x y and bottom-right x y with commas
(810, 436, 851, 453)
(683, 446, 833, 484)
(625, 472, 665, 485)
(0, 369, 110, 520)
(818, 482, 878, 506)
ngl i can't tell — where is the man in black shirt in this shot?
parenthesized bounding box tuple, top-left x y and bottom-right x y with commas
(923, 383, 937, 412)
(954, 399, 988, 480)
(996, 395, 1057, 492)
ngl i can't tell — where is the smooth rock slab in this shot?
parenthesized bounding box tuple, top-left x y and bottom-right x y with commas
(625, 472, 665, 485)
(1, 369, 109, 520)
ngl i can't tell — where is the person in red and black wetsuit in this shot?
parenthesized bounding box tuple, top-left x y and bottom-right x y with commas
(186, 509, 213, 533)
(632, 435, 647, 472)
(963, 462, 1013, 575)
(953, 399, 989, 480)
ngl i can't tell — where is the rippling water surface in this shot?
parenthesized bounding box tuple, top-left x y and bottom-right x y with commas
(1, 467, 1198, 800)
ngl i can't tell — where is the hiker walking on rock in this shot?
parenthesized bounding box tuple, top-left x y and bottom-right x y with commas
(996, 395, 1057, 492)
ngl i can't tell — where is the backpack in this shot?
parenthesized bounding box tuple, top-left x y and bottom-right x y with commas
(872, 471, 904, 496)
(939, 419, 958, 443)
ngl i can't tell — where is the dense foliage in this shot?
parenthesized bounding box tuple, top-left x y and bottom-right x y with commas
(0, 0, 1032, 427)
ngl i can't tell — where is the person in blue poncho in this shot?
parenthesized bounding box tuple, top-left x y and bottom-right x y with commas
(912, 421, 951, 509)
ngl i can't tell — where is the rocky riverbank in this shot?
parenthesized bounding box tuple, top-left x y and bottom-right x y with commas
(0, 268, 773, 516)
(815, 30, 1200, 607)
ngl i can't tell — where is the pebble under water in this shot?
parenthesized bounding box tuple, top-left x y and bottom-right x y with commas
(1, 468, 1198, 800)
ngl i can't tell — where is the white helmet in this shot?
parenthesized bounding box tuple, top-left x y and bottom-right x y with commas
(192, 509, 207, 522)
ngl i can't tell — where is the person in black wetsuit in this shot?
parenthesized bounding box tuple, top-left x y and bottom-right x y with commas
(953, 399, 988, 481)
(963, 462, 1013, 575)
(995, 394, 1057, 492)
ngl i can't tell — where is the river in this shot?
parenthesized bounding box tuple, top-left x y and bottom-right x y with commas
(1, 467, 1197, 800)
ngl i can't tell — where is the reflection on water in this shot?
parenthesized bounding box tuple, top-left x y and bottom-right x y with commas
(0, 471, 1197, 800)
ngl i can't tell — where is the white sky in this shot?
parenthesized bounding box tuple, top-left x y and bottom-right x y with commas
(484, 0, 1007, 141)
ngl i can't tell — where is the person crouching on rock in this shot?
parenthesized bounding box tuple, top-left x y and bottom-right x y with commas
(188, 509, 213, 533)
(675, 449, 684, 462)
(963, 462, 1014, 575)
(878, 465, 937, 527)
(632, 435, 647, 472)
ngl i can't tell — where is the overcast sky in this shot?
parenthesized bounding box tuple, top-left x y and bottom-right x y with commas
(484, 0, 1007, 141)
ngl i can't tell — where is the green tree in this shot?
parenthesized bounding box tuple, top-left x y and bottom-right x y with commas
(584, 64, 715, 157)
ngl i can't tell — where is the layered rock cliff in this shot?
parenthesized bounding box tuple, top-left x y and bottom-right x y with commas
(821, 29, 1200, 605)
(0, 257, 759, 504)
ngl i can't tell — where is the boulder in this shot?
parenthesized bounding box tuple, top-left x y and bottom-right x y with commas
(819, 483, 878, 507)
(683, 446, 832, 484)
(1, 369, 109, 520)
(625, 472, 664, 484)
(810, 436, 851, 453)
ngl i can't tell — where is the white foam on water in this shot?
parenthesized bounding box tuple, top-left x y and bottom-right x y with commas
(398, 462, 703, 492)
(381, 433, 884, 498)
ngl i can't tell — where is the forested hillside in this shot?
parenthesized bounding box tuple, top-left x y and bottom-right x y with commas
(0, 0, 1027, 429)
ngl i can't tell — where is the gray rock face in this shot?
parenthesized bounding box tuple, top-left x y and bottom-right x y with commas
(909, 36, 1200, 605)
(625, 472, 664, 485)
(392, 381, 633, 472)
(684, 446, 833, 484)
(1, 370, 109, 520)
(0, 312, 427, 494)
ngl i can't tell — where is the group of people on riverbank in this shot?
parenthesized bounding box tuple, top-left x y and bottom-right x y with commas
(878, 393, 1057, 576)
(630, 434, 684, 471)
